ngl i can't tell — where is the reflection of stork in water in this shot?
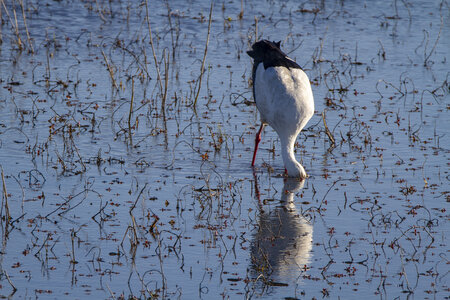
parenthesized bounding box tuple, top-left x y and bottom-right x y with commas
(250, 178, 313, 285)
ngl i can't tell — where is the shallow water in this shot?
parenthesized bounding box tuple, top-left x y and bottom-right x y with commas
(0, 0, 448, 299)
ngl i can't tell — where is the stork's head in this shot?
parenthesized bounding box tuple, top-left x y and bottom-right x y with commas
(247, 40, 282, 63)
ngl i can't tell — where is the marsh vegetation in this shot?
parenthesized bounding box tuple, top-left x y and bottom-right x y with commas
(0, 0, 448, 298)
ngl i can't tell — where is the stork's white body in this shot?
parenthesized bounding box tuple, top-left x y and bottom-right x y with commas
(253, 64, 314, 178)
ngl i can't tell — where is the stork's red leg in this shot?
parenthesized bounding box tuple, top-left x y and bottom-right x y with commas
(251, 124, 264, 166)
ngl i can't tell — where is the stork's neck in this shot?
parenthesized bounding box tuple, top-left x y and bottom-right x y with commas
(280, 135, 298, 173)
(280, 134, 306, 178)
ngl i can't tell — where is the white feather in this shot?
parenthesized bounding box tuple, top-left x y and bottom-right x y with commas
(254, 64, 314, 177)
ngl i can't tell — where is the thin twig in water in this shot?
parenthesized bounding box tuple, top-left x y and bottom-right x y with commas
(94, 0, 107, 22)
(162, 48, 169, 114)
(9, 2, 23, 50)
(1, 166, 11, 231)
(130, 183, 148, 213)
(322, 111, 335, 146)
(101, 49, 119, 90)
(145, 0, 163, 94)
(424, 16, 443, 67)
(193, 2, 213, 107)
(105, 283, 116, 300)
(128, 77, 135, 143)
(4, 270, 17, 292)
(18, 0, 33, 53)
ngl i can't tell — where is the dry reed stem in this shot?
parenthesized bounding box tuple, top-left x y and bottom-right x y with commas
(193, 2, 213, 107)
(18, 0, 33, 53)
(162, 49, 169, 113)
(424, 16, 443, 67)
(130, 214, 138, 246)
(105, 284, 116, 300)
(12, 3, 23, 50)
(126, 184, 147, 249)
(71, 135, 87, 173)
(1, 166, 11, 227)
(45, 47, 50, 85)
(101, 49, 119, 90)
(1, 0, 23, 49)
(128, 77, 135, 142)
(322, 111, 335, 145)
(238, 0, 244, 19)
(70, 229, 77, 263)
(4, 270, 17, 292)
(145, 0, 163, 94)
(94, 0, 107, 22)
